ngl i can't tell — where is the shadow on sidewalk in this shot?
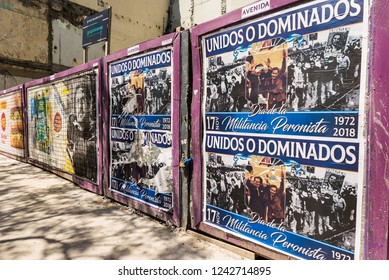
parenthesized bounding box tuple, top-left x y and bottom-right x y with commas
(0, 155, 245, 260)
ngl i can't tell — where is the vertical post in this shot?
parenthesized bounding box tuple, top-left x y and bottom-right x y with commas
(366, 0, 389, 260)
(106, 6, 112, 56)
(179, 30, 191, 229)
(83, 47, 88, 64)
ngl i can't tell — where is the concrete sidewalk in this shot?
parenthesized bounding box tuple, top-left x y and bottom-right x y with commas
(0, 154, 249, 260)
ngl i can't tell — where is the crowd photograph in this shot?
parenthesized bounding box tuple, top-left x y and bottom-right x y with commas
(205, 28, 362, 113)
(205, 153, 357, 251)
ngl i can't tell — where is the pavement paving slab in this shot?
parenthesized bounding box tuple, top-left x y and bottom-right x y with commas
(0, 154, 248, 260)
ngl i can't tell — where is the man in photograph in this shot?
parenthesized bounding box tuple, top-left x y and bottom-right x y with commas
(67, 80, 97, 182)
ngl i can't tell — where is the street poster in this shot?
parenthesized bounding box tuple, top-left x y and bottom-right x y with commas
(0, 89, 24, 157)
(201, 0, 367, 259)
(26, 70, 99, 183)
(108, 49, 173, 211)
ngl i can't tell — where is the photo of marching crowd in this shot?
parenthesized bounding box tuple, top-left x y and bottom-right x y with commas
(111, 67, 171, 117)
(206, 155, 287, 226)
(205, 56, 247, 113)
(205, 27, 362, 113)
(109, 63, 173, 197)
(284, 29, 362, 111)
(285, 167, 357, 251)
(205, 153, 357, 251)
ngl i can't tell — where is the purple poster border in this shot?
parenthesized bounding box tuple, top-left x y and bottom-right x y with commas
(102, 32, 182, 227)
(0, 85, 23, 96)
(24, 59, 103, 195)
(365, 1, 389, 260)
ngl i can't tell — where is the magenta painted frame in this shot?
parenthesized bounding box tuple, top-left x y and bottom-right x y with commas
(0, 84, 26, 161)
(102, 32, 182, 227)
(365, 0, 389, 260)
(24, 59, 103, 195)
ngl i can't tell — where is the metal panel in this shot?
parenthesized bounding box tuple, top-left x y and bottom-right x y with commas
(24, 60, 103, 195)
(0, 85, 25, 160)
(103, 33, 182, 226)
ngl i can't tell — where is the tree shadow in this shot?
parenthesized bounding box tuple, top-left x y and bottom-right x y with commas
(0, 155, 242, 260)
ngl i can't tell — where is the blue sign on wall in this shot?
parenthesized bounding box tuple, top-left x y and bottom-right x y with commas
(82, 9, 110, 47)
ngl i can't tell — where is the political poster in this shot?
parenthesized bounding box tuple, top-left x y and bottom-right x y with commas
(0, 89, 25, 157)
(108, 49, 173, 211)
(26, 70, 99, 183)
(201, 0, 367, 260)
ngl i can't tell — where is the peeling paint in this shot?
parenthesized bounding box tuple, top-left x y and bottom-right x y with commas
(0, 1, 12, 11)
(373, 114, 389, 138)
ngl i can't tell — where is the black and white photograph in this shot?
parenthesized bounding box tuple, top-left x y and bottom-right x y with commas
(205, 151, 358, 252)
(205, 153, 247, 215)
(143, 68, 172, 115)
(111, 70, 145, 117)
(206, 154, 287, 226)
(285, 29, 362, 111)
(285, 166, 357, 251)
(65, 75, 98, 182)
(205, 54, 247, 113)
(111, 67, 172, 117)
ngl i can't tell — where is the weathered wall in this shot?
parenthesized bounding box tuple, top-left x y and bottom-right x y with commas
(0, 0, 48, 89)
(0, 72, 31, 90)
(51, 18, 104, 68)
(0, 1, 48, 64)
(45, 0, 104, 68)
(52, 19, 82, 67)
(0, 0, 100, 90)
(2, 0, 249, 91)
(193, 0, 223, 27)
(225, 0, 258, 11)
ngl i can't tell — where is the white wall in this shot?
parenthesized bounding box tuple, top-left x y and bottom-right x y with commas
(169, 0, 258, 31)
(193, 0, 223, 26)
(52, 19, 105, 67)
(226, 0, 257, 12)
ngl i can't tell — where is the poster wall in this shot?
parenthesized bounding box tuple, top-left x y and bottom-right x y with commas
(0, 89, 25, 157)
(26, 70, 99, 183)
(201, 0, 366, 259)
(108, 49, 173, 211)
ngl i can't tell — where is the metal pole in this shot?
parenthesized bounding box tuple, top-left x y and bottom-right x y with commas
(83, 47, 88, 64)
(106, 6, 112, 56)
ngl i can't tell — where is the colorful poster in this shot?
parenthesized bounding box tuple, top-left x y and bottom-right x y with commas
(27, 71, 98, 183)
(201, 0, 366, 260)
(109, 49, 173, 211)
(0, 90, 25, 157)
